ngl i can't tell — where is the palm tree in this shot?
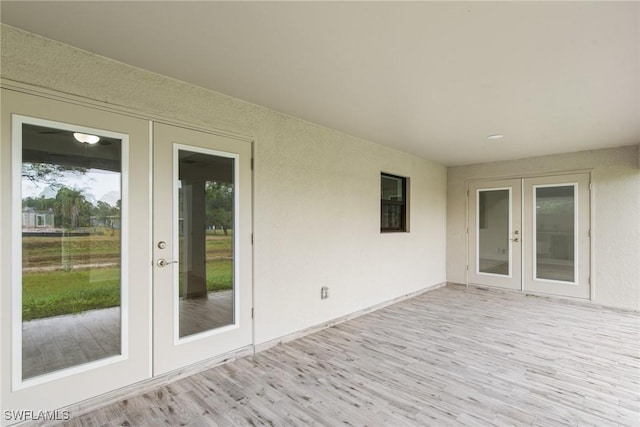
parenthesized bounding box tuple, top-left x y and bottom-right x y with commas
(54, 187, 90, 229)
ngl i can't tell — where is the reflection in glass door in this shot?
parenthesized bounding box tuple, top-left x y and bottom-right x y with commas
(17, 119, 124, 381)
(534, 185, 576, 283)
(477, 189, 511, 276)
(177, 149, 235, 338)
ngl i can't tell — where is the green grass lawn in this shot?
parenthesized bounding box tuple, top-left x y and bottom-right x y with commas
(205, 259, 233, 292)
(23, 260, 233, 321)
(23, 233, 233, 320)
(22, 268, 120, 321)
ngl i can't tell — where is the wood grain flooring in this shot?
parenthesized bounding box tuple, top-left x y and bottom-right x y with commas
(46, 285, 639, 426)
(179, 291, 234, 338)
(22, 307, 121, 379)
(22, 292, 234, 379)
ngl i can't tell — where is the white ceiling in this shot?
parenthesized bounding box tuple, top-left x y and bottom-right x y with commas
(2, 1, 639, 166)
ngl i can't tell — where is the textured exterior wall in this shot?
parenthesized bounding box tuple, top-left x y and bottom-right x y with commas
(447, 145, 640, 310)
(1, 25, 447, 344)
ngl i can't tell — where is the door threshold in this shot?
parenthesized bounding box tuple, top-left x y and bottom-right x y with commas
(461, 282, 636, 313)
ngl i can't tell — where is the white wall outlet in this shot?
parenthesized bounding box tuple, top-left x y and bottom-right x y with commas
(321, 286, 329, 299)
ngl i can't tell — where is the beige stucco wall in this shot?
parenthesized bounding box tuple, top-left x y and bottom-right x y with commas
(1, 25, 447, 344)
(447, 145, 640, 310)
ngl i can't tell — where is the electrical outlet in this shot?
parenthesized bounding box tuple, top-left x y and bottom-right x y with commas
(321, 286, 329, 299)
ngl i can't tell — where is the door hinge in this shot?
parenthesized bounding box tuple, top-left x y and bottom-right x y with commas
(466, 265, 469, 271)
(466, 227, 469, 234)
(251, 158, 254, 170)
(467, 190, 469, 197)
(588, 229, 591, 238)
(251, 308, 254, 319)
(251, 233, 254, 244)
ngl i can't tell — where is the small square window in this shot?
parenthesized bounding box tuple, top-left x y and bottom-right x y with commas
(381, 173, 408, 232)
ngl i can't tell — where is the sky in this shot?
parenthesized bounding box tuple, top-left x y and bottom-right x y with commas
(22, 168, 121, 206)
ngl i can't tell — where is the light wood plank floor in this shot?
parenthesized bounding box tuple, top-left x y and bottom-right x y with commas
(48, 285, 639, 426)
(23, 291, 233, 379)
(22, 307, 121, 379)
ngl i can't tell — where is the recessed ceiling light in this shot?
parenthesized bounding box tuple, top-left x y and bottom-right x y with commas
(487, 134, 504, 140)
(73, 132, 100, 144)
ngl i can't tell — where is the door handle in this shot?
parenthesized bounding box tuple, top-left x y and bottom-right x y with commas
(156, 259, 178, 267)
(510, 238, 519, 243)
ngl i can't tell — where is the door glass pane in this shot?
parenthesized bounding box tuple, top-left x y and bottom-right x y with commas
(478, 189, 510, 275)
(21, 123, 122, 379)
(178, 150, 234, 338)
(535, 186, 575, 282)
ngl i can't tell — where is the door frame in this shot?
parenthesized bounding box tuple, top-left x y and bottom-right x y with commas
(522, 173, 591, 299)
(1, 87, 153, 422)
(466, 170, 593, 300)
(468, 179, 522, 290)
(151, 122, 254, 376)
(1, 82, 256, 425)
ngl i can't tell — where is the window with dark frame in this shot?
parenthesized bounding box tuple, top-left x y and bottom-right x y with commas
(381, 173, 407, 232)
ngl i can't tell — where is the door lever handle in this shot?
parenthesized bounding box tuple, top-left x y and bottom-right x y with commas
(156, 259, 178, 267)
(510, 238, 519, 243)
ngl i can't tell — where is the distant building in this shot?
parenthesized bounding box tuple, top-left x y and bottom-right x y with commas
(90, 215, 121, 229)
(22, 207, 55, 229)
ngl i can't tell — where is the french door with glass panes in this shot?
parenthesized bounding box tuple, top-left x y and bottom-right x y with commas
(468, 175, 591, 299)
(522, 174, 590, 299)
(152, 122, 253, 375)
(469, 179, 522, 290)
(1, 89, 152, 420)
(1, 90, 253, 423)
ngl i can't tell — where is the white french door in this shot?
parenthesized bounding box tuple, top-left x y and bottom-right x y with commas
(1, 90, 253, 424)
(152, 123, 253, 375)
(522, 174, 591, 299)
(468, 174, 591, 299)
(468, 179, 522, 290)
(1, 89, 152, 422)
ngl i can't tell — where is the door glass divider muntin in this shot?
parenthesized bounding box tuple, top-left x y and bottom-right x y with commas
(531, 182, 579, 286)
(11, 114, 130, 391)
(475, 186, 513, 278)
(171, 143, 241, 346)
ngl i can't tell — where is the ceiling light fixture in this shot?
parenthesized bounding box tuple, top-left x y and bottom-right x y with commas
(73, 132, 100, 144)
(487, 134, 504, 140)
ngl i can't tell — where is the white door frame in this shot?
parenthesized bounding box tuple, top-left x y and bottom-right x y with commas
(467, 172, 592, 300)
(522, 174, 591, 299)
(468, 179, 522, 290)
(1, 89, 152, 423)
(1, 86, 256, 425)
(152, 122, 254, 375)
